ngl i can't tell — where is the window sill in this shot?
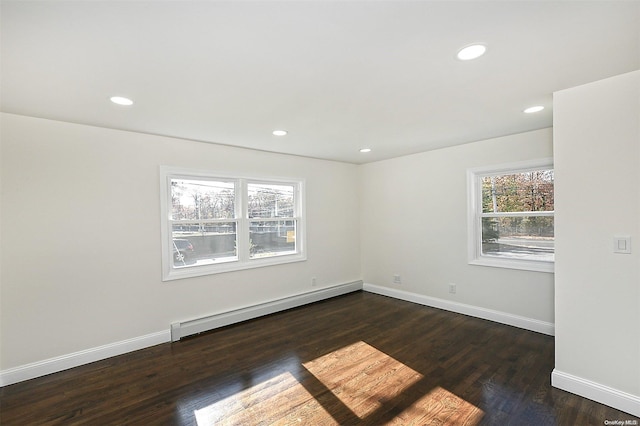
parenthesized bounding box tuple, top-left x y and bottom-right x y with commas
(469, 256, 554, 273)
(163, 253, 307, 281)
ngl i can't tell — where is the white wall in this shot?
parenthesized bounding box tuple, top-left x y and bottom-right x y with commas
(0, 113, 361, 370)
(553, 71, 640, 407)
(359, 128, 555, 324)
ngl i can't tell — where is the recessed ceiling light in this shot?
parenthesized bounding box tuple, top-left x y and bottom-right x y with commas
(524, 106, 545, 114)
(272, 130, 288, 136)
(359, 148, 372, 153)
(457, 44, 487, 61)
(110, 96, 134, 106)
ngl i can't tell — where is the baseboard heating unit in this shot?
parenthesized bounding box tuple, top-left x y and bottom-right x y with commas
(170, 280, 363, 342)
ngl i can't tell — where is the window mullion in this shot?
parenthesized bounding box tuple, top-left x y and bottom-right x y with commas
(236, 179, 249, 263)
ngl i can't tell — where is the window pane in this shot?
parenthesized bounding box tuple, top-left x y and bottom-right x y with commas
(249, 220, 296, 259)
(248, 183, 294, 219)
(171, 179, 235, 220)
(482, 170, 554, 213)
(481, 217, 554, 262)
(172, 222, 237, 268)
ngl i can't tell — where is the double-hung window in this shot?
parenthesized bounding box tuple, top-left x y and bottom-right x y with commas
(247, 182, 297, 259)
(467, 159, 554, 273)
(160, 167, 305, 280)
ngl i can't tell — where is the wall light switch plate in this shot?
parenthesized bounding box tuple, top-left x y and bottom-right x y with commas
(613, 235, 631, 254)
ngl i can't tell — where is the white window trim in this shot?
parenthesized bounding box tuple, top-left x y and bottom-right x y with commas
(160, 166, 306, 281)
(467, 158, 554, 274)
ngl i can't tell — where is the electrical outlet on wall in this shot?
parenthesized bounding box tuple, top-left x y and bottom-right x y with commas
(393, 274, 401, 284)
(311, 277, 317, 287)
(449, 283, 457, 294)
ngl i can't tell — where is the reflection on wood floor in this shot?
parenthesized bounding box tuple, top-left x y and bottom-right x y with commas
(1, 291, 638, 425)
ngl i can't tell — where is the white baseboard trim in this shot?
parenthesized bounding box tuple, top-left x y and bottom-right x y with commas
(4, 280, 556, 387)
(0, 330, 170, 387)
(171, 280, 363, 341)
(363, 283, 555, 336)
(552, 369, 640, 417)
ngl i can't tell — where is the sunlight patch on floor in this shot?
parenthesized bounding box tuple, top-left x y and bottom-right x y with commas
(386, 386, 484, 425)
(194, 340, 484, 425)
(193, 371, 334, 426)
(302, 341, 424, 419)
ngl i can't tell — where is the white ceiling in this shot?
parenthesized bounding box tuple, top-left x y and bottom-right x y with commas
(2, 1, 639, 164)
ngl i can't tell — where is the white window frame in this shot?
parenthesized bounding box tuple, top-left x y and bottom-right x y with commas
(467, 158, 554, 273)
(160, 166, 306, 281)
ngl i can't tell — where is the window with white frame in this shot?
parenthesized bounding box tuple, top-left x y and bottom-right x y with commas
(467, 159, 554, 273)
(160, 167, 305, 281)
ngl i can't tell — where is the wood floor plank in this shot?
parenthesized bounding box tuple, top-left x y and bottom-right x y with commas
(1, 291, 638, 425)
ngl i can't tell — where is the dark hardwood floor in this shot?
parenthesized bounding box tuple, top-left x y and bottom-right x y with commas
(1, 291, 638, 425)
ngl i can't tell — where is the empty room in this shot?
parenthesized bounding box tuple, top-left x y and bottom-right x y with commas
(1, 1, 639, 425)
